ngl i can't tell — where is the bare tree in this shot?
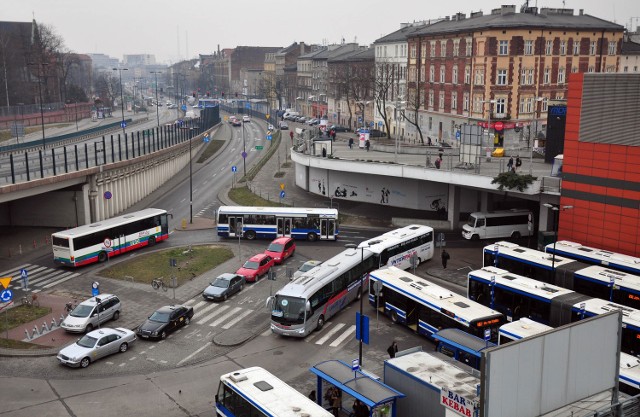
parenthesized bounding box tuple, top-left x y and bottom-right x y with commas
(30, 23, 65, 102)
(93, 71, 119, 107)
(405, 42, 426, 144)
(373, 59, 399, 137)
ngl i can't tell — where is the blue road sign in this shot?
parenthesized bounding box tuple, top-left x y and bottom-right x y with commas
(352, 359, 359, 371)
(20, 268, 28, 289)
(204, 135, 210, 143)
(267, 135, 272, 141)
(370, 121, 374, 127)
(120, 121, 127, 128)
(355, 311, 370, 344)
(456, 130, 461, 139)
(358, 117, 362, 123)
(241, 151, 247, 159)
(245, 103, 251, 109)
(280, 190, 285, 199)
(92, 281, 100, 297)
(378, 121, 383, 127)
(231, 166, 237, 172)
(484, 328, 491, 341)
(181, 104, 187, 111)
(0, 288, 13, 302)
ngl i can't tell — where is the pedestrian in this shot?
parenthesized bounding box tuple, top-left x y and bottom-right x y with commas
(331, 388, 342, 417)
(434, 157, 441, 169)
(322, 147, 327, 158)
(441, 249, 450, 269)
(365, 139, 370, 151)
(324, 386, 335, 406)
(353, 399, 368, 417)
(309, 390, 317, 402)
(348, 137, 354, 149)
(387, 341, 398, 358)
(507, 156, 514, 171)
(289, 131, 294, 143)
(515, 155, 522, 171)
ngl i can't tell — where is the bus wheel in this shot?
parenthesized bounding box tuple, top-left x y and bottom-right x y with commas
(98, 251, 108, 263)
(307, 233, 318, 242)
(245, 230, 256, 240)
(391, 310, 399, 323)
(511, 231, 521, 239)
(316, 315, 325, 331)
(148, 237, 156, 247)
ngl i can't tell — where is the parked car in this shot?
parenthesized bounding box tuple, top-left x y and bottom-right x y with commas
(296, 116, 307, 123)
(279, 122, 289, 130)
(306, 118, 318, 125)
(267, 124, 275, 131)
(292, 260, 323, 280)
(243, 115, 250, 123)
(236, 253, 274, 282)
(61, 294, 121, 333)
(330, 125, 350, 132)
(202, 273, 245, 301)
(264, 237, 296, 264)
(136, 305, 194, 340)
(57, 327, 136, 368)
(167, 104, 178, 109)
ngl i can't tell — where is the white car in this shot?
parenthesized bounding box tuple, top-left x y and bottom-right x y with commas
(267, 124, 275, 131)
(242, 115, 250, 123)
(57, 327, 136, 368)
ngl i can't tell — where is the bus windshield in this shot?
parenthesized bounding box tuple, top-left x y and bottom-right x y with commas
(271, 295, 306, 325)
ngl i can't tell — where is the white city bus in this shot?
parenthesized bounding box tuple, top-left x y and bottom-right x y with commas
(545, 240, 640, 277)
(217, 206, 338, 241)
(215, 367, 332, 417)
(462, 209, 532, 240)
(52, 208, 169, 267)
(268, 225, 435, 337)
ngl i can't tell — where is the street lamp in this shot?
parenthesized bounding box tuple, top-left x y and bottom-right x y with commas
(112, 67, 129, 137)
(28, 62, 49, 149)
(150, 71, 162, 128)
(481, 99, 496, 154)
(393, 99, 406, 163)
(543, 203, 573, 280)
(530, 97, 547, 174)
(189, 127, 194, 224)
(242, 117, 247, 177)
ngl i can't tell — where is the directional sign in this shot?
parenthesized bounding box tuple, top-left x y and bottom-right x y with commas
(231, 166, 237, 172)
(256, 145, 264, 150)
(456, 130, 461, 139)
(358, 117, 362, 123)
(0, 289, 13, 303)
(352, 359, 360, 371)
(280, 190, 286, 199)
(370, 121, 374, 127)
(203, 134, 210, 143)
(120, 121, 127, 128)
(484, 328, 491, 341)
(241, 151, 248, 159)
(266, 114, 270, 119)
(280, 183, 285, 190)
(0, 276, 11, 289)
(378, 121, 383, 127)
(266, 135, 272, 141)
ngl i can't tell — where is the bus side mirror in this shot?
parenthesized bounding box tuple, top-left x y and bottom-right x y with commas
(265, 296, 274, 309)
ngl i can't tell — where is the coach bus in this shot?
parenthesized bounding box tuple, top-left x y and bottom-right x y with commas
(467, 266, 640, 356)
(546, 240, 640, 277)
(215, 367, 332, 417)
(370, 266, 505, 343)
(267, 225, 435, 337)
(217, 206, 338, 241)
(483, 241, 640, 310)
(52, 208, 169, 267)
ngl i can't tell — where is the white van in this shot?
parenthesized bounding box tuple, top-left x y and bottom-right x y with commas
(462, 209, 532, 240)
(283, 111, 299, 120)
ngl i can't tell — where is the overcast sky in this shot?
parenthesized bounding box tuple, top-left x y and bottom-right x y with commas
(4, 0, 639, 64)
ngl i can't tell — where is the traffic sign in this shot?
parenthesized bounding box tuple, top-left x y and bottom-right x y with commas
(256, 145, 264, 150)
(266, 114, 270, 119)
(241, 151, 247, 159)
(370, 121, 374, 127)
(456, 130, 461, 139)
(484, 328, 491, 341)
(104, 191, 112, 200)
(0, 288, 13, 303)
(280, 183, 285, 190)
(352, 359, 360, 371)
(0, 276, 11, 289)
(120, 121, 127, 128)
(103, 238, 112, 248)
(245, 103, 251, 109)
(378, 121, 383, 127)
(266, 135, 272, 141)
(231, 166, 237, 172)
(280, 190, 285, 198)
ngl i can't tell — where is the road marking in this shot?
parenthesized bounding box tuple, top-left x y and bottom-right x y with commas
(315, 323, 346, 345)
(210, 307, 242, 327)
(180, 198, 186, 203)
(177, 342, 211, 366)
(222, 309, 253, 329)
(119, 363, 126, 367)
(192, 302, 219, 321)
(329, 325, 356, 347)
(196, 305, 229, 325)
(41, 274, 80, 289)
(0, 264, 30, 277)
(129, 357, 137, 361)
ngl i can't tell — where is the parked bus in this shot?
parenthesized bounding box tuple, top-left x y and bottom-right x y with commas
(546, 240, 640, 277)
(483, 241, 640, 310)
(215, 367, 332, 417)
(52, 208, 169, 267)
(217, 206, 338, 241)
(467, 266, 640, 355)
(433, 328, 496, 370)
(370, 266, 505, 343)
(462, 209, 533, 240)
(267, 225, 434, 337)
(499, 318, 640, 397)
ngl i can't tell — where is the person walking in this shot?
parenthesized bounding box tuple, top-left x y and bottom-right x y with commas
(515, 155, 522, 172)
(365, 139, 370, 151)
(387, 341, 398, 358)
(348, 137, 354, 149)
(441, 249, 450, 269)
(507, 156, 514, 172)
(289, 131, 294, 143)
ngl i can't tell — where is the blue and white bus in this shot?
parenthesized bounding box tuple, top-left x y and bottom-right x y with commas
(483, 241, 640, 310)
(546, 240, 640, 277)
(217, 206, 338, 241)
(433, 328, 496, 370)
(215, 367, 332, 417)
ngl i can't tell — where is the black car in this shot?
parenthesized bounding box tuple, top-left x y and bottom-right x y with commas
(330, 125, 350, 132)
(136, 305, 194, 340)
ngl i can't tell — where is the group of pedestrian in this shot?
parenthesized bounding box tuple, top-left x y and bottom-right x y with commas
(507, 155, 522, 173)
(351, 399, 369, 417)
(324, 386, 343, 417)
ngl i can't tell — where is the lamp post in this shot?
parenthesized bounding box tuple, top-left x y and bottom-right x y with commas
(151, 71, 162, 128)
(393, 99, 406, 163)
(543, 203, 573, 281)
(242, 117, 247, 177)
(112, 67, 129, 137)
(481, 99, 496, 157)
(530, 97, 546, 175)
(28, 62, 49, 149)
(189, 127, 194, 224)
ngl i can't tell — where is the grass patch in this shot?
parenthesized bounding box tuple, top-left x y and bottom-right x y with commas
(0, 305, 52, 333)
(228, 186, 286, 207)
(0, 127, 43, 144)
(281, 162, 292, 168)
(0, 338, 53, 350)
(274, 172, 285, 178)
(197, 140, 225, 163)
(98, 245, 234, 286)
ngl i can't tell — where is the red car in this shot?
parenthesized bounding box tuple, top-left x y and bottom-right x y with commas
(264, 237, 296, 264)
(236, 254, 274, 282)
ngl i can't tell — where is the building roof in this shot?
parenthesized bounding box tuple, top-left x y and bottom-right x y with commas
(374, 21, 436, 44)
(299, 47, 327, 59)
(412, 7, 624, 37)
(622, 40, 640, 55)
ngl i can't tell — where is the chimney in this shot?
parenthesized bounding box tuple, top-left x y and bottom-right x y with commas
(400, 22, 409, 28)
(457, 12, 466, 20)
(471, 11, 484, 18)
(579, 9, 584, 16)
(501, 5, 516, 15)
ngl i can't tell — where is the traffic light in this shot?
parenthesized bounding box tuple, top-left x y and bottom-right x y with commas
(206, 91, 210, 97)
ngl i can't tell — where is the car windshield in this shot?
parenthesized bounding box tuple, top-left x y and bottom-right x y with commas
(299, 262, 319, 273)
(242, 261, 259, 270)
(212, 278, 230, 288)
(267, 243, 284, 252)
(77, 334, 98, 348)
(70, 304, 93, 318)
(467, 215, 478, 227)
(149, 311, 171, 323)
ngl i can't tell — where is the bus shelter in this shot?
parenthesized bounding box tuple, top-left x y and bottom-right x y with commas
(310, 360, 405, 417)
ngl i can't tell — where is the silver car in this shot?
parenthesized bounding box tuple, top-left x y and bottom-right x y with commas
(57, 327, 136, 368)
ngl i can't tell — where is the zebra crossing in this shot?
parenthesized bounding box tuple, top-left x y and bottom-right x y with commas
(0, 263, 80, 293)
(184, 295, 357, 347)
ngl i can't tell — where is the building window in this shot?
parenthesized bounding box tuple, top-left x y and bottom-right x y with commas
(475, 68, 484, 85)
(545, 40, 553, 55)
(520, 68, 527, 85)
(635, 66, 639, 72)
(421, 44, 427, 58)
(499, 40, 509, 55)
(466, 38, 472, 56)
(572, 66, 578, 73)
(497, 69, 507, 85)
(544, 67, 550, 84)
(441, 40, 447, 57)
(560, 40, 566, 55)
(430, 41, 436, 57)
(420, 66, 426, 82)
(440, 66, 445, 83)
(463, 93, 469, 111)
(573, 40, 580, 55)
(473, 95, 482, 113)
(452, 91, 457, 110)
(588, 66, 595, 73)
(428, 91, 434, 108)
(519, 97, 534, 114)
(464, 66, 471, 84)
(428, 116, 433, 130)
(409, 67, 416, 82)
(606, 65, 615, 73)
(590, 41, 596, 55)
(410, 45, 417, 58)
(558, 67, 565, 84)
(452, 66, 458, 84)
(608, 40, 616, 55)
(527, 69, 534, 85)
(524, 40, 534, 55)
(495, 98, 506, 116)
(430, 65, 434, 82)
(453, 40, 460, 56)
(439, 92, 444, 109)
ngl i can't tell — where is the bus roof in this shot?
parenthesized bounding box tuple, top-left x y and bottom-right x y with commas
(573, 298, 640, 328)
(498, 318, 553, 341)
(360, 224, 433, 255)
(386, 351, 480, 402)
(371, 266, 502, 326)
(484, 241, 576, 270)
(469, 267, 575, 301)
(51, 208, 166, 238)
(219, 367, 332, 417)
(218, 206, 338, 217)
(620, 352, 640, 390)
(547, 240, 640, 273)
(433, 328, 496, 354)
(573, 265, 640, 293)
